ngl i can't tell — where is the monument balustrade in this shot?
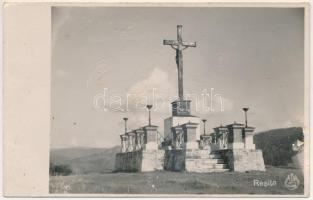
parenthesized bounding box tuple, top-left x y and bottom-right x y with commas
(120, 134, 128, 153)
(134, 129, 145, 151)
(170, 122, 199, 150)
(171, 125, 185, 149)
(126, 131, 136, 152)
(199, 134, 212, 150)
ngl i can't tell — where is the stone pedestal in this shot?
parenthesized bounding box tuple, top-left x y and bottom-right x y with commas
(226, 123, 245, 150)
(164, 116, 201, 142)
(182, 122, 199, 150)
(143, 125, 158, 151)
(171, 100, 191, 116)
(244, 127, 256, 149)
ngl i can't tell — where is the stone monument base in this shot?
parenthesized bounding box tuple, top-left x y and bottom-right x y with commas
(218, 149, 266, 172)
(164, 149, 185, 171)
(115, 148, 266, 173)
(164, 116, 201, 141)
(115, 149, 165, 172)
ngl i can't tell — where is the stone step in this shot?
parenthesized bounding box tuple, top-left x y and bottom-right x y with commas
(199, 154, 222, 159)
(208, 168, 230, 172)
(186, 154, 221, 159)
(186, 150, 220, 155)
(213, 164, 228, 169)
(186, 160, 228, 169)
(200, 159, 225, 164)
(186, 168, 230, 173)
(200, 163, 228, 169)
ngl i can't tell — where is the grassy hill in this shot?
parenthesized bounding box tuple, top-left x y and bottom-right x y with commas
(50, 167, 304, 194)
(50, 146, 120, 174)
(254, 127, 304, 166)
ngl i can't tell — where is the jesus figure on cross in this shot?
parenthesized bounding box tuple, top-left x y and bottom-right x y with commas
(163, 25, 197, 101)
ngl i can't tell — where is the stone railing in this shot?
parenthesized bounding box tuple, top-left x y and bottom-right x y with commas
(199, 123, 257, 151)
(119, 125, 160, 153)
(170, 122, 199, 150)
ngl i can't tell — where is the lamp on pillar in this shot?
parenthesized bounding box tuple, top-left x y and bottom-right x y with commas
(146, 105, 153, 126)
(123, 117, 128, 133)
(242, 108, 249, 127)
(202, 119, 207, 135)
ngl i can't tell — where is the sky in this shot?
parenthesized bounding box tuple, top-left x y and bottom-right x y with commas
(51, 7, 304, 148)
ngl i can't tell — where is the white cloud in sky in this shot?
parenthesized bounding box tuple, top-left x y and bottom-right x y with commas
(126, 67, 176, 112)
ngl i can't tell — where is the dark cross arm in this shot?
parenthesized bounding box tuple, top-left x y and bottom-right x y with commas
(163, 40, 196, 50)
(182, 41, 196, 47)
(163, 40, 179, 50)
(163, 40, 179, 46)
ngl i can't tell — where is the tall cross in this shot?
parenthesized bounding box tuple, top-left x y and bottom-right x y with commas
(163, 25, 196, 101)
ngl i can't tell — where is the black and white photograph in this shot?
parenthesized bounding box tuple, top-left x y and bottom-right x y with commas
(47, 5, 307, 195)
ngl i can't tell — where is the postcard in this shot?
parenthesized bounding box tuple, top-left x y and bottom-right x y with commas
(3, 1, 310, 197)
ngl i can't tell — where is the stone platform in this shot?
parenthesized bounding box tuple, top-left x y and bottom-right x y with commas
(218, 149, 266, 172)
(115, 149, 165, 172)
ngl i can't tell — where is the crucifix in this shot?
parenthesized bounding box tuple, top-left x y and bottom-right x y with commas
(163, 25, 196, 101)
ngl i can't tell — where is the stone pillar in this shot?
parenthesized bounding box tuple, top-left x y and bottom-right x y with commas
(244, 127, 256, 149)
(226, 123, 245, 149)
(143, 125, 158, 151)
(120, 134, 128, 153)
(171, 125, 184, 149)
(182, 122, 199, 150)
(126, 131, 136, 152)
(135, 129, 144, 150)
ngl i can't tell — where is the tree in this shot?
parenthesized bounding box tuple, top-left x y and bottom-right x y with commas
(49, 163, 72, 176)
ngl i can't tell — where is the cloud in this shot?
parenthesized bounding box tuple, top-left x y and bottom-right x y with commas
(126, 68, 176, 113)
(125, 68, 235, 121)
(116, 68, 176, 130)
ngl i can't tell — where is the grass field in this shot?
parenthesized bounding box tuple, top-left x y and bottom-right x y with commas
(49, 166, 304, 195)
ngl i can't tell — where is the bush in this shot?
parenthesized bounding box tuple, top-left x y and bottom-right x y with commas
(254, 127, 304, 166)
(50, 163, 72, 176)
